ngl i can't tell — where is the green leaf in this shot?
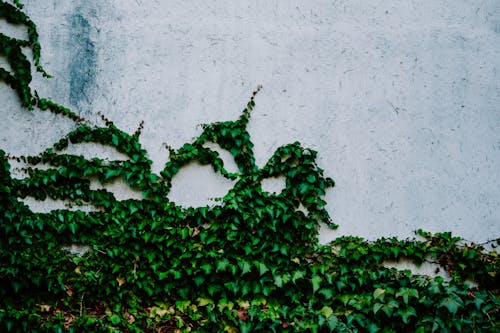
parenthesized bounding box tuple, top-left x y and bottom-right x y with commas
(396, 306, 417, 324)
(384, 300, 399, 317)
(111, 134, 119, 146)
(374, 300, 398, 317)
(366, 323, 380, 333)
(193, 276, 205, 286)
(262, 284, 274, 296)
(104, 168, 121, 180)
(292, 270, 305, 283)
(299, 182, 309, 194)
(201, 263, 212, 274)
(258, 262, 269, 276)
(439, 294, 464, 314)
(373, 303, 384, 315)
(238, 260, 252, 275)
(109, 314, 121, 325)
(306, 174, 316, 183)
(327, 316, 338, 330)
(180, 227, 189, 239)
(240, 323, 252, 333)
(217, 259, 230, 272)
(207, 285, 219, 295)
(6, 321, 13, 332)
(274, 275, 283, 287)
(396, 287, 419, 305)
(373, 288, 386, 301)
(318, 288, 334, 300)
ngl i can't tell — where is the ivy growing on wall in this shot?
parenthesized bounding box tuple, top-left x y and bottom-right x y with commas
(0, 1, 499, 332)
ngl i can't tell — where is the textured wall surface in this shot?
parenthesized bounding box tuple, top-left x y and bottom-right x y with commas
(1, 0, 499, 243)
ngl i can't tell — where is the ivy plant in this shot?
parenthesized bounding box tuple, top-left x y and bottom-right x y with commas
(0, 1, 498, 332)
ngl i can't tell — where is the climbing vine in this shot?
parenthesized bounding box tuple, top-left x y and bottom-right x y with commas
(0, 1, 499, 332)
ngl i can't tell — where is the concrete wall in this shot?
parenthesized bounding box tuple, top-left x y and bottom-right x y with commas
(1, 0, 499, 243)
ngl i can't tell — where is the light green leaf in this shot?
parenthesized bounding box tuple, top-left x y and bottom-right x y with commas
(319, 306, 333, 318)
(175, 300, 191, 313)
(197, 298, 214, 307)
(274, 275, 283, 287)
(311, 275, 322, 293)
(373, 288, 386, 301)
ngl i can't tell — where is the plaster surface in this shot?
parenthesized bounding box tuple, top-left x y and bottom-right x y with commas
(1, 0, 499, 243)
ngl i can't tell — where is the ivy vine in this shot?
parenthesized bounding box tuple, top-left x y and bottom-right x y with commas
(0, 1, 499, 332)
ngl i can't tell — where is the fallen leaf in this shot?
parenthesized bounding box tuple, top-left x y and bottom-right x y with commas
(38, 304, 51, 312)
(65, 285, 74, 297)
(125, 312, 135, 324)
(117, 277, 126, 286)
(237, 309, 249, 321)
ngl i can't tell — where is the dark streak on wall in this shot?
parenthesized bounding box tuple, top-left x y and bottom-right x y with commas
(69, 9, 96, 116)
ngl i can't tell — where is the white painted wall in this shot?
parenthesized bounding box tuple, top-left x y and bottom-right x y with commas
(1, 0, 499, 243)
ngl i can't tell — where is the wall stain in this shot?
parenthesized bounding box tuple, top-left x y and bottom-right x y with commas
(68, 8, 96, 116)
(494, 21, 500, 34)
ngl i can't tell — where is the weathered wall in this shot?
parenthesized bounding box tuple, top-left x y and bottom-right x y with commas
(1, 0, 499, 243)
